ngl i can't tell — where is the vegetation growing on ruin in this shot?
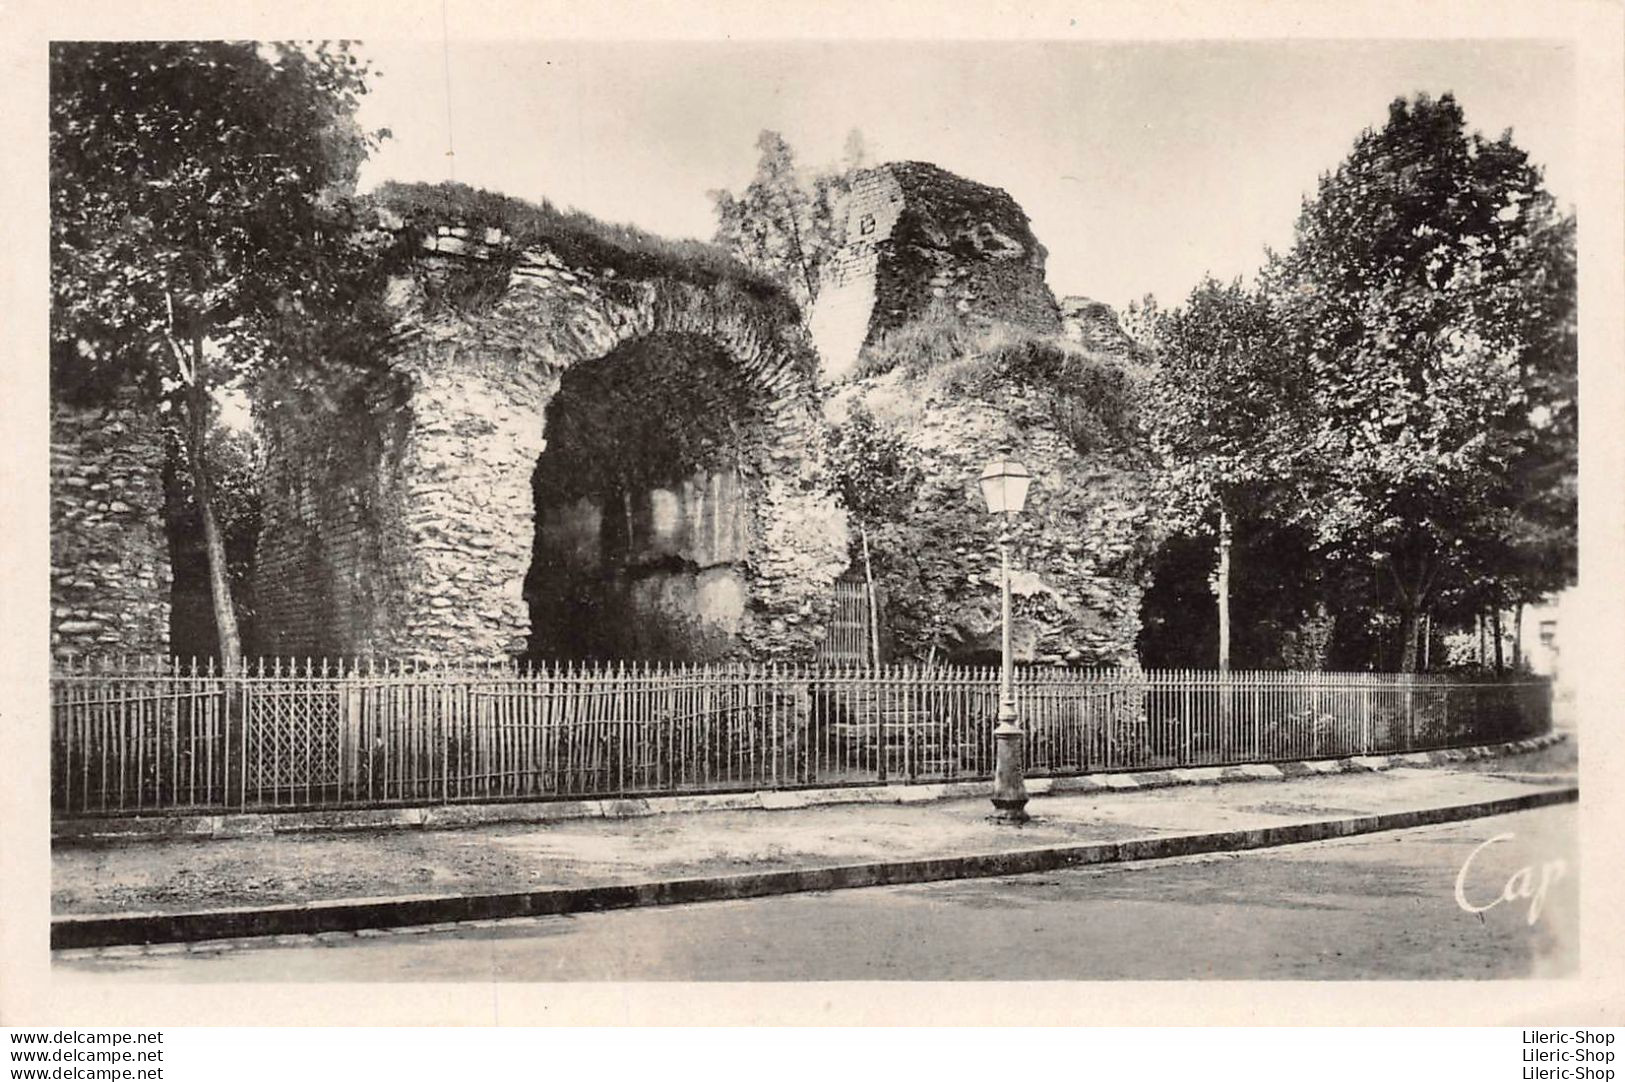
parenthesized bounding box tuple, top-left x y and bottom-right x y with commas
(854, 305, 1149, 460)
(51, 40, 387, 670)
(374, 180, 795, 315)
(708, 129, 862, 313)
(830, 307, 1159, 665)
(531, 333, 771, 505)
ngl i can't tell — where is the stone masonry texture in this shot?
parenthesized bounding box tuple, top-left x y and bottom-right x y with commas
(254, 221, 849, 661)
(813, 166, 1157, 665)
(810, 162, 1062, 380)
(63, 166, 1132, 666)
(50, 394, 171, 659)
(829, 363, 1156, 667)
(1059, 295, 1141, 359)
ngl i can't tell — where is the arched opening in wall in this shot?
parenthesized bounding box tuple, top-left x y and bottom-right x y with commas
(524, 332, 769, 663)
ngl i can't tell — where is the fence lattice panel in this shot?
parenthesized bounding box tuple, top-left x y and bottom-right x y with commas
(50, 658, 1553, 817)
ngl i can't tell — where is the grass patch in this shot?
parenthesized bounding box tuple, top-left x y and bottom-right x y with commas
(371, 180, 792, 310)
(854, 304, 1149, 458)
(852, 302, 976, 381)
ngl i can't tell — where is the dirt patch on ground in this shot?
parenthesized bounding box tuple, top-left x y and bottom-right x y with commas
(1232, 802, 1365, 818)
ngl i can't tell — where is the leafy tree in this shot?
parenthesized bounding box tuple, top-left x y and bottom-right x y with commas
(1120, 294, 1163, 354)
(825, 404, 925, 662)
(709, 129, 855, 312)
(1272, 93, 1575, 671)
(1137, 520, 1332, 670)
(1147, 277, 1305, 672)
(51, 41, 384, 669)
(1470, 205, 1577, 656)
(164, 425, 263, 658)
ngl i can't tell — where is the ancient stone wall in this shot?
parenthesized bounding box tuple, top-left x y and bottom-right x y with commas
(806, 169, 905, 382)
(809, 163, 1061, 380)
(1059, 296, 1140, 359)
(829, 363, 1155, 667)
(50, 395, 171, 659)
(254, 222, 849, 661)
(254, 373, 417, 658)
(531, 468, 751, 660)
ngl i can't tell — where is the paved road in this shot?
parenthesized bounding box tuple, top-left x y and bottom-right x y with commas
(55, 805, 1576, 981)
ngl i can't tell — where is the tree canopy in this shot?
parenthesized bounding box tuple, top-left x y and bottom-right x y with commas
(51, 40, 385, 666)
(51, 40, 384, 399)
(1140, 93, 1576, 672)
(1271, 92, 1576, 669)
(709, 129, 860, 313)
(1147, 276, 1304, 533)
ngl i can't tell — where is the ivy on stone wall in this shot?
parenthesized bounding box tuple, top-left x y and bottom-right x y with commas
(857, 306, 1149, 460)
(833, 309, 1158, 665)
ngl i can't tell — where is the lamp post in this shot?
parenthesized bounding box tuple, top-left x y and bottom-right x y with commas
(979, 450, 1032, 824)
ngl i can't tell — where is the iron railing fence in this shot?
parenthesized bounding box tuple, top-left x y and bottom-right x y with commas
(49, 657, 1551, 817)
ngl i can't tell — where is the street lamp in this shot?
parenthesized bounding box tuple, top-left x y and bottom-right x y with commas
(979, 450, 1032, 824)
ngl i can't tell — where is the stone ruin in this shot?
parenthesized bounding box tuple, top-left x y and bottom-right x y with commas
(250, 217, 849, 661)
(1059, 295, 1141, 358)
(812, 166, 1156, 666)
(49, 392, 171, 658)
(50, 162, 1154, 665)
(808, 161, 1062, 381)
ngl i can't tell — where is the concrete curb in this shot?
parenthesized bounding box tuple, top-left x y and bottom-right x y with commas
(51, 782, 1578, 950)
(52, 732, 1568, 843)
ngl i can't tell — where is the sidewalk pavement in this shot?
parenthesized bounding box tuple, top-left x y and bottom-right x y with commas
(52, 738, 1576, 948)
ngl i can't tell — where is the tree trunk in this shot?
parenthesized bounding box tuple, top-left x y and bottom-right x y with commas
(183, 348, 243, 674)
(1216, 506, 1231, 676)
(1513, 603, 1524, 671)
(1492, 603, 1505, 675)
(781, 196, 817, 305)
(859, 523, 882, 669)
(1397, 602, 1422, 674)
(1384, 549, 1431, 675)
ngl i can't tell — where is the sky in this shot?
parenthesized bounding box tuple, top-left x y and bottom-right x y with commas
(349, 38, 1576, 314)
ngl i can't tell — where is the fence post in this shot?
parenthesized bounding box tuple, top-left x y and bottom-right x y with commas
(876, 667, 887, 785)
(902, 665, 915, 783)
(1404, 674, 1416, 752)
(1441, 681, 1451, 749)
(1360, 671, 1371, 755)
(1310, 669, 1320, 760)
(340, 666, 361, 796)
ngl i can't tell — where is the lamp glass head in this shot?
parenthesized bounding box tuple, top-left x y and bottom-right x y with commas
(979, 457, 1031, 516)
